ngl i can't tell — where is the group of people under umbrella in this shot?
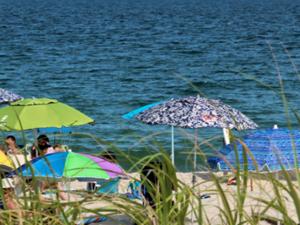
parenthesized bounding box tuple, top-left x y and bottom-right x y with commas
(0, 91, 125, 223)
(1, 88, 300, 222)
(0, 95, 124, 176)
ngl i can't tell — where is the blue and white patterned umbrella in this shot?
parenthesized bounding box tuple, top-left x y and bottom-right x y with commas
(218, 128, 300, 172)
(136, 95, 257, 183)
(0, 88, 22, 104)
(137, 96, 257, 130)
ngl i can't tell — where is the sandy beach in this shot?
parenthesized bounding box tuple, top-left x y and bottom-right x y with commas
(5, 154, 297, 224)
(52, 171, 298, 225)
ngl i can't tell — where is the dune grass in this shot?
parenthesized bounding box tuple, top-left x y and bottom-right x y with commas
(0, 134, 300, 225)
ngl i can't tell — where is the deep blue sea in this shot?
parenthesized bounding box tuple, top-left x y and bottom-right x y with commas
(1, 0, 300, 170)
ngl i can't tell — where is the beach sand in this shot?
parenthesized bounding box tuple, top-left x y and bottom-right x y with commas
(11, 154, 297, 224)
(58, 172, 298, 225)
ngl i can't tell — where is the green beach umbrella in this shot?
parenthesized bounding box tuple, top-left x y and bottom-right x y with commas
(0, 98, 94, 131)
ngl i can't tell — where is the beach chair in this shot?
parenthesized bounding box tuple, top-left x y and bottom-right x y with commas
(22, 143, 32, 155)
(87, 178, 120, 194)
(207, 157, 219, 170)
(97, 177, 120, 194)
(61, 144, 71, 151)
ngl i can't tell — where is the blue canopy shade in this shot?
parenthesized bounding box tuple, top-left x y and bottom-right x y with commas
(37, 127, 72, 134)
(217, 128, 300, 171)
(122, 101, 163, 120)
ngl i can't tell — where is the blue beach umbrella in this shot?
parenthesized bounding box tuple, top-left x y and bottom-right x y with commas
(37, 127, 72, 134)
(14, 152, 124, 180)
(218, 128, 300, 171)
(122, 102, 163, 120)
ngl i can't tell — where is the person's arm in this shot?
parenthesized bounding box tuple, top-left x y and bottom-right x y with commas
(57, 182, 67, 201)
(4, 193, 19, 210)
(31, 145, 38, 159)
(4, 190, 23, 217)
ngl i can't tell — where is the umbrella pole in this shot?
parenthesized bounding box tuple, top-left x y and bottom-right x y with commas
(192, 129, 197, 185)
(191, 129, 198, 225)
(276, 171, 280, 225)
(223, 128, 230, 145)
(12, 107, 27, 147)
(32, 129, 38, 157)
(171, 126, 175, 166)
(33, 129, 38, 146)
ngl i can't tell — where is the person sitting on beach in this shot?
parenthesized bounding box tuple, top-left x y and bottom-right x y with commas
(140, 160, 161, 209)
(0, 178, 22, 220)
(39, 181, 67, 201)
(0, 177, 61, 221)
(140, 159, 176, 210)
(31, 134, 55, 158)
(2, 142, 30, 170)
(32, 136, 67, 200)
(5, 135, 20, 155)
(38, 134, 55, 155)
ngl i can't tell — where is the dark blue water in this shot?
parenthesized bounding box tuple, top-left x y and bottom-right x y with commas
(1, 0, 300, 170)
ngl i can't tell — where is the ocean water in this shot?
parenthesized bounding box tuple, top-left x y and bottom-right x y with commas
(1, 0, 300, 170)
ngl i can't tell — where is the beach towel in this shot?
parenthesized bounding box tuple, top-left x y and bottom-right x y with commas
(126, 180, 142, 200)
(77, 216, 107, 225)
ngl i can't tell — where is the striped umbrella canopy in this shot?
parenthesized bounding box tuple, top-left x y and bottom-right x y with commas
(0, 88, 22, 104)
(137, 96, 257, 130)
(217, 128, 300, 172)
(15, 152, 124, 180)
